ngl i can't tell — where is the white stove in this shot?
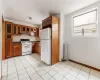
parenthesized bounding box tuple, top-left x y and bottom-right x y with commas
(21, 40, 32, 55)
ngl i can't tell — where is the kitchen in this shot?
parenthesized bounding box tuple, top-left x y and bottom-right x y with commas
(2, 20, 41, 59)
(2, 15, 59, 65)
(1, 0, 100, 80)
(2, 15, 60, 80)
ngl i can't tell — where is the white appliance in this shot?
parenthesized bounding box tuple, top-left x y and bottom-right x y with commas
(40, 28, 51, 65)
(21, 39, 32, 55)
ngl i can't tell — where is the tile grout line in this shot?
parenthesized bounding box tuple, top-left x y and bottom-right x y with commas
(32, 55, 55, 79)
(13, 57, 20, 80)
(88, 69, 91, 80)
(57, 61, 76, 80)
(49, 61, 74, 80)
(47, 69, 58, 80)
(3, 54, 100, 80)
(73, 64, 83, 80)
(62, 61, 77, 80)
(2, 59, 8, 80)
(18, 57, 32, 80)
(1, 60, 3, 80)
(23, 55, 45, 80)
(58, 61, 71, 80)
(6, 59, 8, 80)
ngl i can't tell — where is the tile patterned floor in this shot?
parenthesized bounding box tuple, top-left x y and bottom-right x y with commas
(1, 53, 100, 80)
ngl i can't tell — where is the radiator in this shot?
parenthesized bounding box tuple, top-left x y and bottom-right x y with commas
(63, 44, 68, 61)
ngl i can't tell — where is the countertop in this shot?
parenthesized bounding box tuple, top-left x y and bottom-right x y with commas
(13, 41, 40, 43)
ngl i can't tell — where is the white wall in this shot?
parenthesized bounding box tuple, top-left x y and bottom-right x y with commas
(64, 1, 100, 69)
(0, 0, 2, 79)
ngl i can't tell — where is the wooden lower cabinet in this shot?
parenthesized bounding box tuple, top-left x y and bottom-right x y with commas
(32, 43, 35, 53)
(6, 39, 12, 58)
(32, 42, 41, 54)
(34, 46, 40, 54)
(13, 43, 22, 57)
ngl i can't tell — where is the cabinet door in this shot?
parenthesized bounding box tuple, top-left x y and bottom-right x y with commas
(6, 22, 12, 34)
(13, 44, 22, 56)
(33, 28, 36, 36)
(35, 46, 40, 54)
(6, 38, 12, 58)
(18, 26, 21, 34)
(27, 27, 29, 32)
(29, 27, 31, 32)
(6, 34, 12, 58)
(32, 43, 35, 53)
(13, 25, 17, 34)
(31, 28, 33, 31)
(22, 26, 26, 32)
(36, 28, 39, 37)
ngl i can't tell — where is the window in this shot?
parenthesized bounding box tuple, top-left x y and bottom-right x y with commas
(73, 9, 97, 36)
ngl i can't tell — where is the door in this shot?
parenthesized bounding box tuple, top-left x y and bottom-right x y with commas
(22, 43, 32, 55)
(6, 35, 12, 58)
(41, 40, 51, 65)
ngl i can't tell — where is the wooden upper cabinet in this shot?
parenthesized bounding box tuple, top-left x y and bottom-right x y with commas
(13, 24, 17, 34)
(26, 27, 30, 32)
(34, 28, 39, 37)
(17, 25, 22, 34)
(33, 28, 37, 36)
(12, 24, 21, 35)
(6, 34, 12, 39)
(47, 17, 52, 25)
(42, 16, 52, 28)
(22, 26, 26, 32)
(29, 27, 31, 32)
(31, 28, 33, 31)
(6, 21, 12, 34)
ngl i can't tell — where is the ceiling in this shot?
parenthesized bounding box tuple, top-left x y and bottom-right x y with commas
(3, 0, 100, 25)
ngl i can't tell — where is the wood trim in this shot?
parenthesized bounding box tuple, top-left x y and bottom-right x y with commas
(2, 16, 6, 60)
(69, 59, 100, 72)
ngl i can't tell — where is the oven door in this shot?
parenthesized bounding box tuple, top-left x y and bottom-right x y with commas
(22, 44, 32, 55)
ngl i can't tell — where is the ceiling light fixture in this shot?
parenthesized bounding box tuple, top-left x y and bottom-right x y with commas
(28, 17, 32, 20)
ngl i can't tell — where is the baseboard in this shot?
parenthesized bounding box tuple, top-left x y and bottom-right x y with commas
(69, 59, 100, 72)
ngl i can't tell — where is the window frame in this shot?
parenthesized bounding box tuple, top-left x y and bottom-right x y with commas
(72, 8, 98, 37)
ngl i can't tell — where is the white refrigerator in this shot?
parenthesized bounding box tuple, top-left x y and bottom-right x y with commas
(40, 28, 51, 65)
